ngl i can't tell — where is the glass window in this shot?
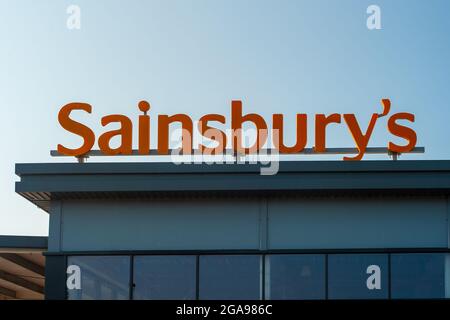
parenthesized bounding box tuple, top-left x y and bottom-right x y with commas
(391, 253, 445, 299)
(67, 256, 130, 300)
(265, 254, 325, 300)
(133, 255, 196, 300)
(199, 255, 261, 300)
(328, 254, 388, 299)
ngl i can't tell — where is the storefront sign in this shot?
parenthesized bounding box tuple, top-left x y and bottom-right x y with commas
(57, 99, 416, 161)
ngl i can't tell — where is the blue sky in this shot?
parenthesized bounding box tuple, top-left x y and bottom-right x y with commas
(1, 0, 449, 235)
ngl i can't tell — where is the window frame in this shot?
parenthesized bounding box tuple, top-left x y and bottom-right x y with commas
(59, 249, 450, 300)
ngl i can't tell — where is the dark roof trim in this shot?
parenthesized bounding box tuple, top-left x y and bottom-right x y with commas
(43, 247, 450, 256)
(0, 236, 48, 250)
(15, 160, 450, 175)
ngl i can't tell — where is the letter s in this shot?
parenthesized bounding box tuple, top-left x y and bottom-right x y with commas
(57, 103, 95, 156)
(387, 112, 417, 153)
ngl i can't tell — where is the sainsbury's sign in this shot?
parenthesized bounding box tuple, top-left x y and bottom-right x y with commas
(57, 98, 417, 161)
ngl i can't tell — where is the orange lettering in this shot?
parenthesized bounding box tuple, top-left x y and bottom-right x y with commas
(57, 102, 95, 156)
(138, 100, 150, 155)
(56, 98, 418, 161)
(273, 114, 307, 153)
(343, 114, 378, 161)
(388, 112, 417, 153)
(158, 114, 193, 155)
(98, 115, 133, 155)
(314, 114, 341, 152)
(198, 114, 226, 154)
(231, 100, 268, 154)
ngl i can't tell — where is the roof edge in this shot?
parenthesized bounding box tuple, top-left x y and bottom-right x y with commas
(15, 160, 450, 176)
(0, 235, 48, 250)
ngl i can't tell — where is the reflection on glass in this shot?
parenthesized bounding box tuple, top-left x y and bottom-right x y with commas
(67, 256, 130, 300)
(199, 255, 261, 300)
(328, 254, 388, 299)
(266, 254, 325, 300)
(133, 255, 196, 300)
(391, 253, 445, 299)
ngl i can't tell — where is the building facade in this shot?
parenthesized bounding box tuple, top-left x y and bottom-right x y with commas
(14, 160, 450, 300)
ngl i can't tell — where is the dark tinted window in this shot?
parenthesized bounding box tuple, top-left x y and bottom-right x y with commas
(133, 255, 196, 300)
(67, 256, 130, 300)
(266, 254, 325, 300)
(199, 255, 261, 300)
(328, 254, 388, 299)
(391, 253, 445, 299)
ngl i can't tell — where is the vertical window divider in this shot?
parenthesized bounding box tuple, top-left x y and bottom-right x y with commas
(325, 254, 329, 300)
(64, 255, 68, 300)
(388, 253, 392, 300)
(196, 255, 200, 300)
(261, 254, 266, 300)
(129, 255, 134, 300)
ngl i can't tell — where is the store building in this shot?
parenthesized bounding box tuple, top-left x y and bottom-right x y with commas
(11, 160, 450, 300)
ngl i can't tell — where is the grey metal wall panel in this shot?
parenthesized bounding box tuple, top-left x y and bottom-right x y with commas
(48, 201, 62, 252)
(59, 199, 261, 252)
(268, 197, 448, 249)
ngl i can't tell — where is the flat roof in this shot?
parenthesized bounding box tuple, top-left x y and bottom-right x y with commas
(15, 160, 450, 213)
(0, 236, 48, 251)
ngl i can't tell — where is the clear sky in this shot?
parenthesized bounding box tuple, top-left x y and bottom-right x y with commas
(0, 0, 449, 236)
